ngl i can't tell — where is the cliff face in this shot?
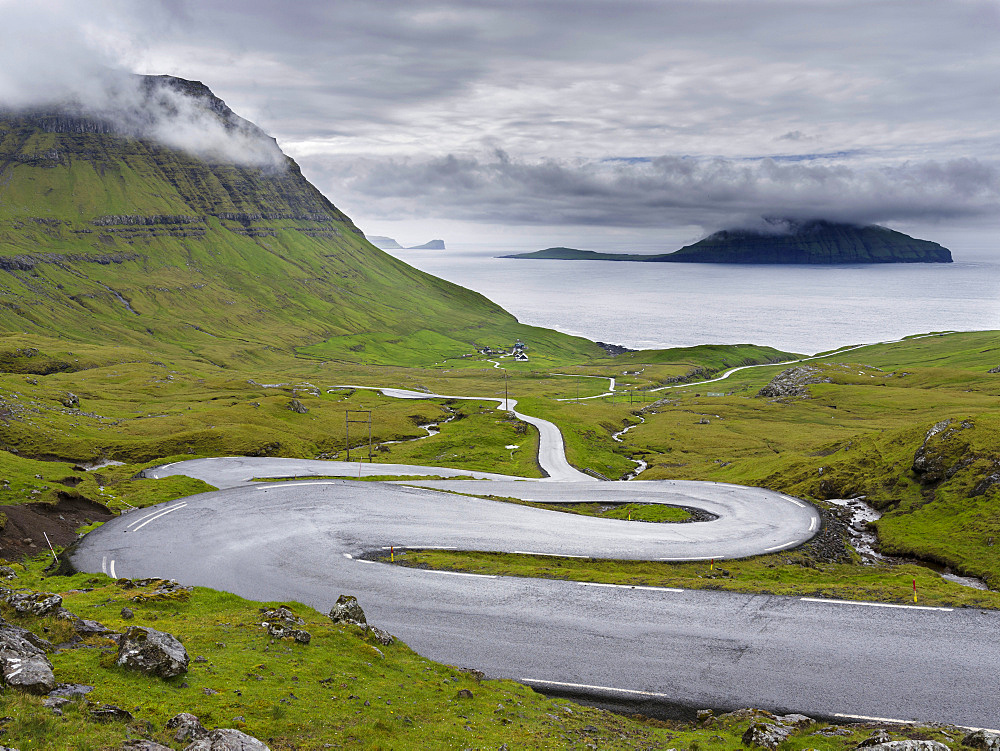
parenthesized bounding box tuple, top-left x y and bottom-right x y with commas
(661, 220, 953, 264)
(0, 75, 523, 363)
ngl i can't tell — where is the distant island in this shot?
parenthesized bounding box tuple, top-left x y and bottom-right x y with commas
(504, 220, 953, 264)
(368, 236, 446, 250)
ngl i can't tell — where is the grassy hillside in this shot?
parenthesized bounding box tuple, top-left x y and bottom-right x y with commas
(0, 79, 601, 367)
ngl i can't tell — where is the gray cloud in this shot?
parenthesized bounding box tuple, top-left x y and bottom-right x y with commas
(308, 151, 1000, 231)
(1, 0, 998, 239)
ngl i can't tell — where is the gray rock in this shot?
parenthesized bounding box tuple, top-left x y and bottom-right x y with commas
(73, 618, 111, 637)
(115, 626, 189, 678)
(988, 365, 1000, 374)
(860, 743, 950, 751)
(121, 607, 134, 620)
(90, 704, 133, 722)
(367, 626, 394, 646)
(60, 392, 79, 408)
(48, 683, 93, 698)
(757, 366, 831, 398)
(260, 606, 311, 643)
(42, 696, 68, 714)
(286, 399, 308, 414)
(0, 566, 17, 580)
(912, 418, 974, 484)
(5, 591, 63, 617)
(859, 731, 893, 748)
(778, 713, 815, 727)
(166, 712, 208, 742)
(122, 741, 174, 751)
(963, 730, 1000, 751)
(0, 619, 55, 694)
(329, 595, 366, 627)
(183, 728, 270, 750)
(742, 721, 792, 749)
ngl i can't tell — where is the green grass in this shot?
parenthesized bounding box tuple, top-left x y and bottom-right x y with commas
(395, 548, 1000, 610)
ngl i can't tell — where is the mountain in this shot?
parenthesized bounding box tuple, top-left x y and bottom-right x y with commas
(0, 75, 598, 365)
(505, 220, 953, 265)
(408, 239, 445, 250)
(367, 235, 403, 249)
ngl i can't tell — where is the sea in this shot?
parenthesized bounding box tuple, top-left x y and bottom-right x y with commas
(386, 244, 1000, 355)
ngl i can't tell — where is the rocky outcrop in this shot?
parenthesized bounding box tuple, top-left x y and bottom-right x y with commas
(964, 730, 1000, 751)
(858, 742, 949, 751)
(260, 606, 311, 644)
(184, 728, 270, 750)
(0, 618, 55, 694)
(757, 366, 832, 398)
(329, 595, 367, 627)
(166, 712, 208, 743)
(3, 590, 63, 617)
(115, 626, 189, 678)
(286, 399, 309, 414)
(911, 418, 974, 483)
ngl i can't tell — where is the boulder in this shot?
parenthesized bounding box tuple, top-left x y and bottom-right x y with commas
(122, 741, 174, 751)
(5, 590, 63, 616)
(742, 721, 792, 749)
(286, 399, 308, 414)
(48, 683, 94, 699)
(183, 728, 270, 750)
(0, 619, 55, 694)
(988, 366, 1000, 374)
(60, 392, 79, 408)
(73, 618, 112, 637)
(166, 712, 208, 742)
(90, 704, 133, 723)
(963, 730, 1000, 751)
(757, 366, 831, 398)
(260, 606, 311, 644)
(367, 626, 394, 646)
(329, 595, 367, 627)
(859, 743, 950, 751)
(115, 626, 189, 678)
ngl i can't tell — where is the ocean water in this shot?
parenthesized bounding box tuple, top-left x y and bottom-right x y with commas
(388, 244, 1000, 355)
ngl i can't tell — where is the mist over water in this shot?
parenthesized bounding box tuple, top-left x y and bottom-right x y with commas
(388, 244, 1000, 354)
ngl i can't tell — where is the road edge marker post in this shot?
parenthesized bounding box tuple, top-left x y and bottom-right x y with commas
(913, 578, 917, 603)
(43, 532, 58, 564)
(391, 546, 394, 563)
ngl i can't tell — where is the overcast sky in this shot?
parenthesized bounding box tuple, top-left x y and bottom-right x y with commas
(3, 0, 999, 252)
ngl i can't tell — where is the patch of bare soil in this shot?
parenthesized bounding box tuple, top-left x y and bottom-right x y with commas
(0, 493, 113, 562)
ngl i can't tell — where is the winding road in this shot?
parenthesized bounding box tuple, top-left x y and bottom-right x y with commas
(69, 381, 1000, 729)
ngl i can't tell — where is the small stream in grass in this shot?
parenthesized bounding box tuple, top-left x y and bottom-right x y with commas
(612, 416, 647, 480)
(826, 496, 990, 591)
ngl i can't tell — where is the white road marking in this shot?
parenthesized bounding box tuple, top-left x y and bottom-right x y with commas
(578, 582, 683, 593)
(342, 553, 353, 559)
(424, 570, 496, 579)
(126, 504, 185, 529)
(833, 713, 916, 724)
(809, 518, 818, 532)
(522, 678, 673, 699)
(158, 462, 176, 470)
(101, 555, 107, 574)
(109, 559, 117, 579)
(656, 555, 724, 561)
(256, 481, 340, 489)
(782, 495, 807, 508)
(801, 597, 953, 612)
(130, 504, 188, 533)
(512, 551, 589, 558)
(765, 543, 796, 552)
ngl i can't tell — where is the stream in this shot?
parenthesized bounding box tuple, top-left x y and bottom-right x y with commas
(612, 416, 647, 480)
(826, 496, 990, 590)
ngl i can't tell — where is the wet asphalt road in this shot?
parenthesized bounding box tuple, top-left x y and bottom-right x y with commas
(69, 478, 1000, 727)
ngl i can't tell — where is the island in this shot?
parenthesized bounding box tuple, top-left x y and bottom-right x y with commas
(504, 220, 953, 264)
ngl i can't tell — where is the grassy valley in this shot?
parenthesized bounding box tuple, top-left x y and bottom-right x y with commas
(1, 76, 999, 748)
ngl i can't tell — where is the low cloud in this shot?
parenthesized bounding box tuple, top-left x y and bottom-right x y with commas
(0, 1, 283, 168)
(311, 150, 1000, 232)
